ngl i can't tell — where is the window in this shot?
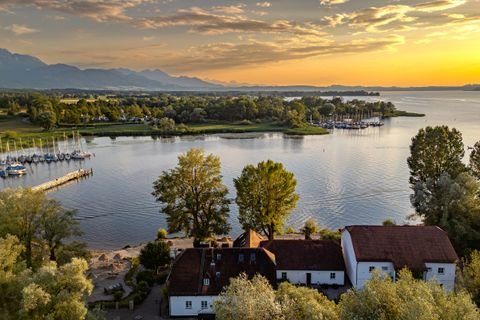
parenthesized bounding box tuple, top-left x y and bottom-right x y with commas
(438, 267, 445, 275)
(216, 253, 221, 261)
(330, 272, 336, 279)
(203, 278, 210, 286)
(281, 272, 287, 280)
(369, 266, 375, 272)
(238, 253, 244, 263)
(185, 301, 192, 309)
(381, 266, 388, 271)
(201, 301, 208, 310)
(250, 253, 256, 264)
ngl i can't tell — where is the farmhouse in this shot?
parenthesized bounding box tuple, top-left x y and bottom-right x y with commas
(341, 225, 458, 291)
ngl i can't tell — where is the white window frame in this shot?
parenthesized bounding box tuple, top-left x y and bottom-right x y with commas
(203, 278, 210, 286)
(185, 301, 192, 309)
(330, 272, 336, 279)
(201, 300, 208, 310)
(438, 267, 445, 275)
(369, 266, 375, 272)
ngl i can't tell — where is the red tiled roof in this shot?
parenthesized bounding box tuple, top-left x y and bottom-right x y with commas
(344, 225, 458, 271)
(168, 248, 277, 296)
(260, 240, 345, 271)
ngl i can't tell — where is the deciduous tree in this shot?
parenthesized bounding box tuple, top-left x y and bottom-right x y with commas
(339, 269, 479, 320)
(235, 160, 299, 240)
(152, 148, 231, 241)
(214, 274, 282, 320)
(407, 126, 466, 186)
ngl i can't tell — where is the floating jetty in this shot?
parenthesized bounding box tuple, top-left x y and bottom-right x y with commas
(32, 168, 93, 192)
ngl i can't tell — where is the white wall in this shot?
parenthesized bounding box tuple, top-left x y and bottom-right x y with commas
(356, 262, 395, 289)
(341, 230, 358, 286)
(169, 296, 217, 317)
(424, 262, 456, 291)
(277, 270, 345, 285)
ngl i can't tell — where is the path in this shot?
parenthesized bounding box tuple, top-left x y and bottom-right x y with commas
(105, 285, 164, 320)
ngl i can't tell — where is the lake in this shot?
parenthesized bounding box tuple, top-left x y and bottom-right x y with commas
(2, 91, 480, 249)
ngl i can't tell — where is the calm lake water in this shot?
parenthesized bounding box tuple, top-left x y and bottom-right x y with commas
(2, 91, 480, 249)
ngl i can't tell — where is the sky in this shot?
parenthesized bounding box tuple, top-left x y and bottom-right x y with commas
(0, 0, 479, 86)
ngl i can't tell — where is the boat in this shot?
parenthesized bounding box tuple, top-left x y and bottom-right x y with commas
(6, 163, 27, 175)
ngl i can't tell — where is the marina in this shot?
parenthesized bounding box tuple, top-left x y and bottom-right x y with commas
(0, 131, 93, 178)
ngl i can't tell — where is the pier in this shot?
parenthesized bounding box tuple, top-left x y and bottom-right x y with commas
(32, 168, 93, 192)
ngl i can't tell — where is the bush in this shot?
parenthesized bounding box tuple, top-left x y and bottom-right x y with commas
(136, 270, 156, 287)
(157, 228, 168, 240)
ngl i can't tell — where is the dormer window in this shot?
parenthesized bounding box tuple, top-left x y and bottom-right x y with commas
(238, 253, 244, 263)
(203, 278, 210, 286)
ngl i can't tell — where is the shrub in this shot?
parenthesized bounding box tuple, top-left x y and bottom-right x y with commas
(136, 270, 156, 287)
(157, 228, 168, 240)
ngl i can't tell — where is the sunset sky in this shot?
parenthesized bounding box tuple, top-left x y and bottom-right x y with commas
(0, 0, 479, 86)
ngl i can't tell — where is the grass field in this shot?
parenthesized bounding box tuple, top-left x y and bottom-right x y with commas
(0, 116, 327, 149)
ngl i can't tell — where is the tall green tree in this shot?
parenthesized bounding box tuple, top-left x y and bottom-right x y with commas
(470, 141, 480, 179)
(407, 126, 466, 186)
(152, 148, 231, 241)
(234, 160, 299, 240)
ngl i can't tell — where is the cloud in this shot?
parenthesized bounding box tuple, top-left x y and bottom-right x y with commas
(158, 35, 404, 72)
(256, 2, 271, 7)
(0, 0, 150, 22)
(324, 0, 467, 32)
(4, 24, 39, 35)
(134, 7, 326, 36)
(414, 0, 467, 12)
(320, 0, 349, 5)
(212, 4, 245, 14)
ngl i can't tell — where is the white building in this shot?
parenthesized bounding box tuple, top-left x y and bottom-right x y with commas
(260, 240, 345, 286)
(341, 225, 458, 291)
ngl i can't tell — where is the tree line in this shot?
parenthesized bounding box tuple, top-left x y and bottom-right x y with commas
(0, 92, 399, 130)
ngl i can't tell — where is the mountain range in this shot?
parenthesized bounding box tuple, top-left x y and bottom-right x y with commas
(0, 48, 220, 90)
(0, 48, 478, 92)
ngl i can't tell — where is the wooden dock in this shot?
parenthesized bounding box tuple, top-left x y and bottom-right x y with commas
(32, 168, 93, 192)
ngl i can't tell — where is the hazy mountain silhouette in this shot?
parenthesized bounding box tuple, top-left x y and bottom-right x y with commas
(0, 48, 219, 90)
